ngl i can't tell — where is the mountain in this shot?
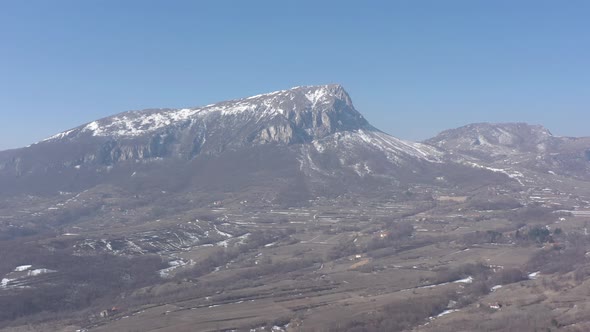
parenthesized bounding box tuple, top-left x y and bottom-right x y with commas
(5, 87, 590, 332)
(426, 122, 590, 181)
(3, 85, 493, 203)
(426, 122, 553, 159)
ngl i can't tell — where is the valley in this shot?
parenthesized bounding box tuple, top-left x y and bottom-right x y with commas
(3, 175, 590, 331)
(1, 85, 590, 331)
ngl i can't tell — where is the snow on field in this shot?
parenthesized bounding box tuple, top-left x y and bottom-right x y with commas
(28, 268, 56, 276)
(491, 285, 503, 292)
(213, 224, 232, 238)
(14, 265, 32, 272)
(0, 267, 56, 289)
(248, 324, 287, 332)
(159, 259, 191, 278)
(453, 276, 473, 284)
(1, 278, 14, 288)
(435, 309, 459, 318)
(216, 239, 230, 248)
(401, 275, 475, 293)
(465, 161, 525, 185)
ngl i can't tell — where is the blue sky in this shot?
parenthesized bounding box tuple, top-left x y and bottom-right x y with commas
(1, 1, 589, 150)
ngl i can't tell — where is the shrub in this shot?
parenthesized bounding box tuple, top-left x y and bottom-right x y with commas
(328, 292, 456, 331)
(492, 268, 527, 285)
(527, 247, 586, 274)
(433, 263, 490, 284)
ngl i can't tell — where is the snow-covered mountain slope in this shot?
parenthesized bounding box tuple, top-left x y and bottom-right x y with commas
(305, 129, 441, 171)
(426, 122, 554, 159)
(40, 84, 369, 145)
(1, 85, 440, 170)
(0, 85, 504, 199)
(427, 122, 590, 181)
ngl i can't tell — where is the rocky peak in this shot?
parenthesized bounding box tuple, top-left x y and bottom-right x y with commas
(3, 85, 376, 170)
(426, 122, 554, 155)
(40, 84, 369, 145)
(242, 84, 354, 108)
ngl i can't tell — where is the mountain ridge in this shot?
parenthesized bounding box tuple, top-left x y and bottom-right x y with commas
(3, 85, 589, 196)
(0, 84, 458, 199)
(427, 121, 590, 181)
(37, 84, 370, 144)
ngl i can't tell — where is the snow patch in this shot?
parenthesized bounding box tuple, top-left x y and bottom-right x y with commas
(159, 259, 191, 278)
(213, 224, 232, 238)
(453, 276, 473, 284)
(41, 128, 77, 142)
(1, 278, 14, 288)
(491, 285, 503, 292)
(27, 268, 56, 276)
(305, 88, 328, 105)
(465, 161, 524, 185)
(436, 309, 459, 318)
(14, 265, 32, 272)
